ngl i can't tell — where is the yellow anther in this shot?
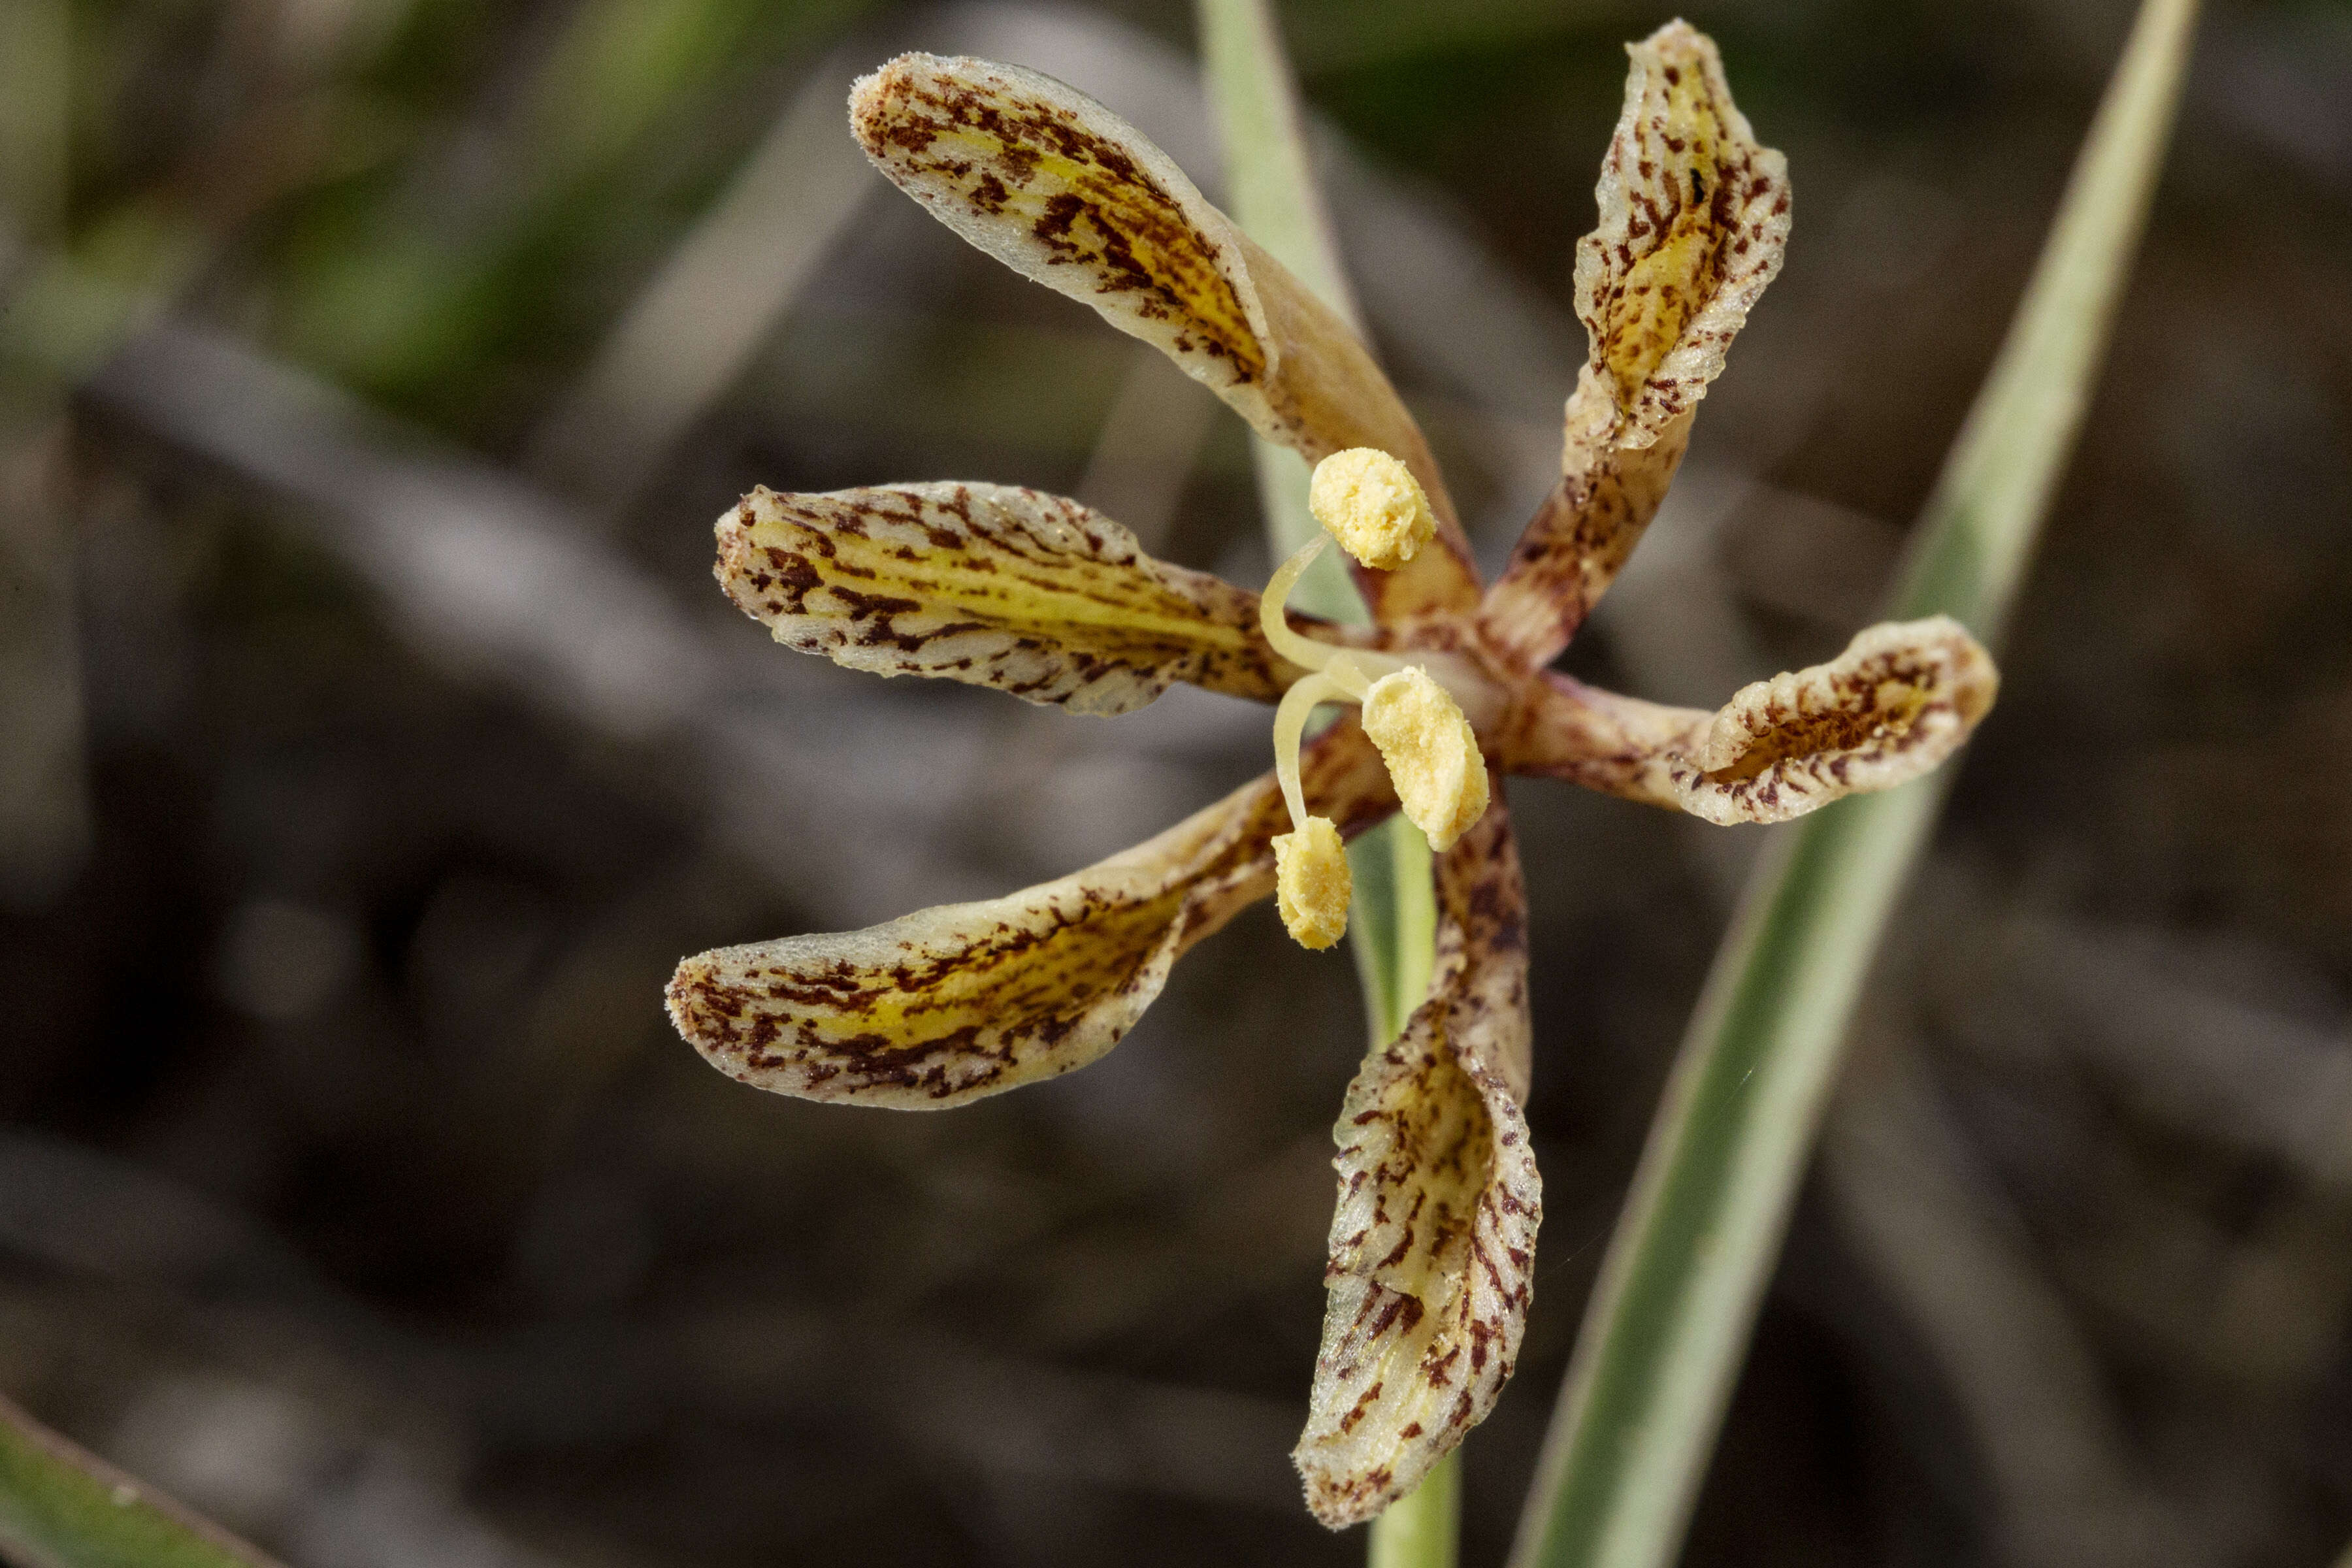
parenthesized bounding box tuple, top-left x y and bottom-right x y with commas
(1362, 667, 1490, 851)
(1273, 816, 1352, 950)
(1309, 449, 1436, 572)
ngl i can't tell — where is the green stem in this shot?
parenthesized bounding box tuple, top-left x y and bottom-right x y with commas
(1369, 1446, 1460, 1568)
(1508, 3, 2200, 1565)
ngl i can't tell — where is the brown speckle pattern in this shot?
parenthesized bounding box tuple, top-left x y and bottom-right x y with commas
(1293, 808, 1539, 1527)
(1477, 370, 1693, 672)
(851, 56, 1268, 399)
(666, 723, 1397, 1110)
(1574, 21, 1789, 442)
(718, 482, 1306, 713)
(1669, 616, 2000, 825)
(1475, 22, 1786, 676)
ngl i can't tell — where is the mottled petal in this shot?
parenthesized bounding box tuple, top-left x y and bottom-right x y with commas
(1669, 617, 2000, 825)
(1575, 20, 1789, 442)
(1295, 806, 1538, 1527)
(847, 54, 1480, 619)
(717, 482, 1324, 711)
(1477, 22, 1788, 672)
(668, 723, 1397, 1109)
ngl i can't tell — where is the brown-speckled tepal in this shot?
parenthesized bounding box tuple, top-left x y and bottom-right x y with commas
(1668, 616, 2002, 825)
(849, 54, 1270, 393)
(716, 481, 1320, 713)
(666, 720, 1397, 1110)
(1577, 20, 1791, 440)
(1479, 20, 1790, 672)
(1294, 809, 1538, 1526)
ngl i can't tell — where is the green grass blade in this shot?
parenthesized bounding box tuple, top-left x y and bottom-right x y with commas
(1198, 0, 1360, 330)
(1508, 4, 2201, 1566)
(0, 1396, 282, 1568)
(1196, 0, 1445, 1549)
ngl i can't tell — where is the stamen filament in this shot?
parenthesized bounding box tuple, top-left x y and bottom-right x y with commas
(1260, 539, 1337, 674)
(1274, 670, 1354, 830)
(1260, 540, 1408, 689)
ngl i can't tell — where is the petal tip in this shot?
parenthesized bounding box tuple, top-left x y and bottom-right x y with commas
(1670, 615, 2000, 825)
(1576, 20, 1789, 440)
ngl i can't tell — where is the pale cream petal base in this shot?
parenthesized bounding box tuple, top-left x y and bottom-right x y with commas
(1477, 373, 1693, 671)
(1295, 807, 1538, 1527)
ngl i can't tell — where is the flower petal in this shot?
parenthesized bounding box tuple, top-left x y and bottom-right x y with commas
(1475, 22, 1788, 672)
(668, 721, 1397, 1109)
(717, 482, 1327, 711)
(1294, 805, 1539, 1527)
(1668, 616, 2000, 825)
(1575, 21, 1789, 442)
(848, 54, 1480, 619)
(1501, 621, 2000, 825)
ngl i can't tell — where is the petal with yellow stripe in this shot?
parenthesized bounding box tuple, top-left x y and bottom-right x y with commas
(717, 482, 1325, 711)
(1294, 805, 1539, 1527)
(667, 721, 1398, 1109)
(852, 54, 1271, 407)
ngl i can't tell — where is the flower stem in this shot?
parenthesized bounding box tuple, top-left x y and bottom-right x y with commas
(1370, 1447, 1459, 1568)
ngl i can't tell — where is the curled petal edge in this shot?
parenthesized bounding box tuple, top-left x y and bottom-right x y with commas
(1574, 20, 1790, 446)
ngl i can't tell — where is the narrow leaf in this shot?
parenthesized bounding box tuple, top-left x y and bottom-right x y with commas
(0, 1394, 282, 1568)
(1509, 3, 2200, 1566)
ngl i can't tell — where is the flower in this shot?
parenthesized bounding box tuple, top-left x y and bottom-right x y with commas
(665, 22, 1998, 1527)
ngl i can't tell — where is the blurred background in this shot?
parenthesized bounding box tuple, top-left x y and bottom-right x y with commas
(1, 0, 2348, 1563)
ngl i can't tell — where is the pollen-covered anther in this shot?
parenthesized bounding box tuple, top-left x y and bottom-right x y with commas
(1274, 817, 1352, 950)
(1309, 448, 1437, 572)
(1362, 667, 1490, 851)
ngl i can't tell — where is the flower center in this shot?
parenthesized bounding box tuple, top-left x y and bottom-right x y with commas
(1264, 452, 1495, 951)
